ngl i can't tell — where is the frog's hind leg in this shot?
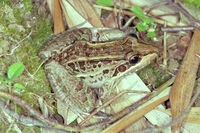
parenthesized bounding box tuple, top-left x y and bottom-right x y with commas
(45, 60, 94, 123)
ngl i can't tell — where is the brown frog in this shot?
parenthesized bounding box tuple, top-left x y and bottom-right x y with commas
(39, 28, 158, 119)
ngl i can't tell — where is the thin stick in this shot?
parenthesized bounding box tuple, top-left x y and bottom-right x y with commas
(0, 90, 84, 131)
(93, 4, 134, 16)
(161, 26, 194, 31)
(166, 0, 200, 28)
(0, 100, 47, 127)
(101, 77, 175, 133)
(133, 84, 200, 133)
(79, 90, 150, 126)
(163, 21, 167, 66)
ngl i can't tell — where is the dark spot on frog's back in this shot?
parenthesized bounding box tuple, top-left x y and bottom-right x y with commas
(103, 69, 109, 74)
(67, 63, 75, 70)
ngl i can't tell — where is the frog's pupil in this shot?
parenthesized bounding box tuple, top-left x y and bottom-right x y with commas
(130, 56, 139, 64)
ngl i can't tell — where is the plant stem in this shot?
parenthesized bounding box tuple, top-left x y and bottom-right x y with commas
(166, 0, 200, 28)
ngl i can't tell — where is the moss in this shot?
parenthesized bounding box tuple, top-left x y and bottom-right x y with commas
(138, 64, 171, 88)
(23, 0, 33, 11)
(31, 18, 53, 49)
(181, 0, 200, 8)
(153, 69, 170, 87)
(0, 0, 54, 132)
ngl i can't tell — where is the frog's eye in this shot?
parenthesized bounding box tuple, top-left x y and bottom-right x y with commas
(128, 55, 140, 64)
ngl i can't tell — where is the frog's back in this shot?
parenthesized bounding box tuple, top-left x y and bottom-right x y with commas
(39, 28, 92, 59)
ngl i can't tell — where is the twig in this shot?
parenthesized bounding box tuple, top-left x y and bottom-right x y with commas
(163, 21, 167, 66)
(0, 100, 47, 127)
(112, 76, 175, 120)
(166, 0, 200, 28)
(27, 59, 47, 77)
(122, 16, 136, 29)
(0, 90, 121, 132)
(0, 31, 32, 57)
(133, 84, 200, 133)
(161, 26, 194, 31)
(79, 90, 150, 126)
(93, 4, 134, 16)
(0, 90, 89, 132)
(101, 77, 175, 132)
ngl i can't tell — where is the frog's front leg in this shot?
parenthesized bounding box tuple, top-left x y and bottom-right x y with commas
(45, 60, 95, 114)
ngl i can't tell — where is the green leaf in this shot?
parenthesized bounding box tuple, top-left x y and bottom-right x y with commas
(0, 75, 11, 83)
(14, 83, 25, 90)
(143, 17, 154, 24)
(136, 22, 149, 32)
(96, 0, 113, 6)
(7, 62, 25, 79)
(13, 83, 25, 95)
(185, 0, 200, 7)
(130, 6, 145, 20)
(196, 0, 200, 6)
(147, 31, 156, 38)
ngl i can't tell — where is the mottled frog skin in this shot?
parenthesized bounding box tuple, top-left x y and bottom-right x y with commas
(39, 28, 158, 113)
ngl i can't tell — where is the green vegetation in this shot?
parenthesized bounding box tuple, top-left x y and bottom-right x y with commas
(138, 64, 170, 87)
(0, 0, 54, 132)
(182, 0, 200, 7)
(96, 0, 156, 37)
(130, 6, 156, 37)
(0, 62, 25, 94)
(96, 0, 113, 6)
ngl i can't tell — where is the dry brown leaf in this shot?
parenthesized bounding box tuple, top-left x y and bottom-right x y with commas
(169, 28, 200, 132)
(159, 107, 200, 124)
(59, 0, 103, 28)
(101, 74, 172, 133)
(54, 0, 65, 34)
